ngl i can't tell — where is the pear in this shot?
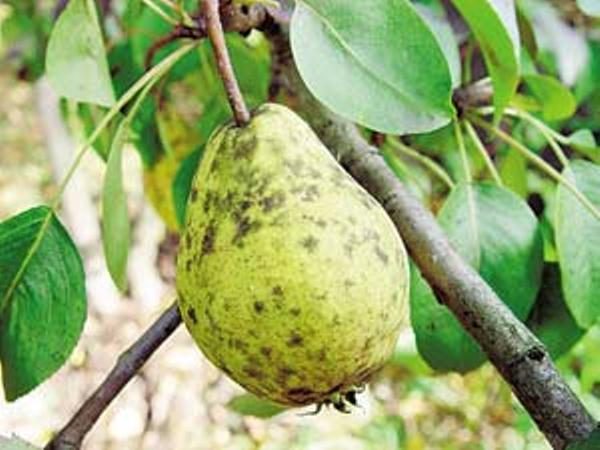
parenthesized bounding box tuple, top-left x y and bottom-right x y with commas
(176, 103, 409, 408)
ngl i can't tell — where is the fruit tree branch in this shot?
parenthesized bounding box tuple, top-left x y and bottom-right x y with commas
(265, 24, 597, 450)
(44, 303, 182, 450)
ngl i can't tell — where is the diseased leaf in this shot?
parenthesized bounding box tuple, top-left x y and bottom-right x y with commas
(451, 0, 520, 119)
(46, 0, 115, 106)
(0, 207, 86, 401)
(411, 183, 543, 372)
(555, 160, 600, 328)
(526, 264, 586, 359)
(290, 0, 454, 134)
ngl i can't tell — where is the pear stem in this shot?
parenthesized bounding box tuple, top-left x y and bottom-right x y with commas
(203, 0, 251, 126)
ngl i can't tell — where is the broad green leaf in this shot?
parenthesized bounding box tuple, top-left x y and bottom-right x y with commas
(102, 123, 130, 291)
(526, 264, 585, 359)
(0, 435, 40, 450)
(0, 207, 86, 401)
(410, 263, 483, 372)
(173, 149, 203, 228)
(227, 393, 286, 418)
(567, 428, 600, 450)
(555, 160, 600, 328)
(411, 183, 543, 372)
(452, 0, 520, 119)
(499, 148, 527, 198)
(46, 0, 115, 107)
(566, 130, 599, 162)
(290, 0, 454, 134)
(522, 74, 576, 121)
(414, 3, 461, 88)
(577, 0, 600, 17)
(102, 82, 157, 290)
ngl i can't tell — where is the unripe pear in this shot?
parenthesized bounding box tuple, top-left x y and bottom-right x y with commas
(176, 103, 409, 408)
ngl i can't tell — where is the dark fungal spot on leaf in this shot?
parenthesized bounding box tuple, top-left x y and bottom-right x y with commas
(187, 307, 198, 325)
(277, 366, 296, 386)
(254, 301, 265, 314)
(290, 307, 301, 317)
(301, 235, 319, 253)
(374, 245, 389, 265)
(287, 332, 304, 347)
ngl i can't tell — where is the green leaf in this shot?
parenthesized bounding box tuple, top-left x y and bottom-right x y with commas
(567, 428, 600, 450)
(577, 0, 600, 17)
(411, 183, 543, 372)
(173, 149, 203, 228)
(102, 123, 130, 291)
(414, 3, 461, 88)
(227, 393, 287, 418)
(0, 435, 40, 450)
(102, 82, 158, 290)
(290, 0, 454, 134)
(566, 130, 600, 162)
(499, 148, 528, 198)
(526, 264, 586, 359)
(0, 207, 86, 401)
(555, 160, 600, 328)
(46, 0, 115, 107)
(522, 74, 577, 121)
(452, 0, 520, 119)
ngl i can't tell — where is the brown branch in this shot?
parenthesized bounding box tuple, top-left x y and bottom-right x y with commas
(266, 25, 597, 450)
(202, 0, 250, 126)
(144, 2, 271, 69)
(145, 25, 205, 69)
(44, 303, 182, 450)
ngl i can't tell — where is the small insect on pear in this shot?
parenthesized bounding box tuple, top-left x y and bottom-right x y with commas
(300, 385, 366, 415)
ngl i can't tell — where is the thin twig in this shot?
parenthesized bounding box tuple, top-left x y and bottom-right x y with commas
(145, 25, 204, 69)
(387, 138, 455, 189)
(202, 0, 250, 126)
(45, 303, 182, 450)
(454, 119, 472, 183)
(142, 0, 179, 25)
(464, 120, 503, 186)
(470, 115, 600, 223)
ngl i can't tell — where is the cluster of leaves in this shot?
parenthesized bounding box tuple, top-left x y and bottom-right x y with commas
(0, 4, 599, 447)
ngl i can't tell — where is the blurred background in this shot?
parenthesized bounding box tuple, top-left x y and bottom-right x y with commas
(1, 1, 600, 449)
